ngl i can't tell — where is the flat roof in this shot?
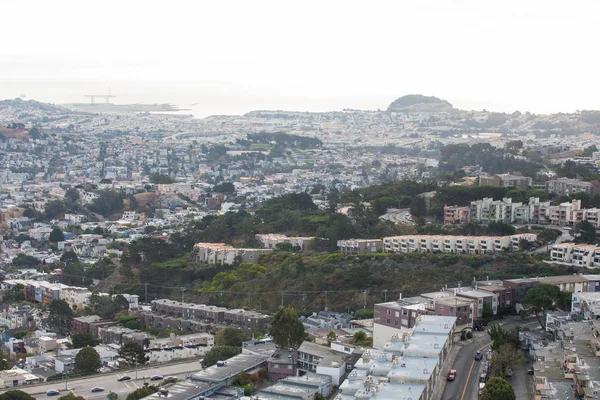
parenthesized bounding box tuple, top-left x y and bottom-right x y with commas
(190, 354, 268, 383)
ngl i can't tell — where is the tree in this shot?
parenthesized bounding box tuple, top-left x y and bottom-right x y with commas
(48, 299, 74, 334)
(557, 291, 573, 311)
(74, 346, 101, 374)
(58, 394, 86, 400)
(575, 220, 597, 244)
(149, 173, 175, 184)
(215, 327, 248, 347)
(480, 376, 516, 400)
(64, 188, 80, 204)
(126, 386, 158, 400)
(490, 344, 525, 378)
(70, 333, 101, 349)
(202, 346, 242, 367)
(0, 390, 35, 400)
(326, 331, 337, 346)
(268, 307, 306, 349)
(523, 283, 560, 328)
(118, 342, 149, 366)
(0, 350, 9, 370)
(49, 227, 65, 243)
(1, 283, 25, 303)
(60, 250, 79, 265)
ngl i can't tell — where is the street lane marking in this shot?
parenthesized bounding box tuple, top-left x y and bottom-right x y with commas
(460, 341, 492, 400)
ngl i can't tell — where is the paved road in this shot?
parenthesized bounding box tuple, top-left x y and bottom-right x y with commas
(379, 208, 415, 226)
(442, 317, 539, 400)
(19, 359, 203, 399)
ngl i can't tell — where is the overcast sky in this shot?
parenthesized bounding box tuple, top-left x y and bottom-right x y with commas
(2, 0, 599, 113)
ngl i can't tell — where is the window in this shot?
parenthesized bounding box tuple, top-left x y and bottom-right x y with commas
(395, 311, 400, 318)
(394, 321, 399, 326)
(401, 318, 408, 325)
(386, 319, 391, 324)
(387, 310, 391, 315)
(273, 364, 280, 369)
(286, 365, 292, 370)
(402, 309, 408, 316)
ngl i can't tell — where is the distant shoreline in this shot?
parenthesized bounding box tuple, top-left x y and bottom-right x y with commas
(65, 103, 191, 114)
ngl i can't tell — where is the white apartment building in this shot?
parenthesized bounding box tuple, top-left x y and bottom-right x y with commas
(550, 243, 600, 268)
(546, 177, 596, 196)
(470, 197, 523, 224)
(59, 287, 92, 310)
(383, 233, 537, 255)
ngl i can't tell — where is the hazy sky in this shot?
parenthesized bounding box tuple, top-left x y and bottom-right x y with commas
(2, 0, 600, 114)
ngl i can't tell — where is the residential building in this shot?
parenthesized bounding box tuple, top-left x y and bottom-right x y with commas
(443, 205, 470, 224)
(268, 348, 298, 380)
(59, 287, 92, 310)
(337, 239, 383, 255)
(193, 242, 272, 264)
(383, 233, 536, 254)
(297, 341, 357, 386)
(71, 315, 103, 334)
(255, 233, 315, 252)
(450, 287, 497, 319)
(258, 372, 332, 400)
(539, 275, 590, 293)
(503, 278, 540, 304)
(550, 243, 599, 268)
(479, 173, 532, 190)
(546, 177, 597, 196)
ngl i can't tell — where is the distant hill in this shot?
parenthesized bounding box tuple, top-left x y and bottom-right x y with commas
(0, 97, 69, 113)
(387, 94, 454, 113)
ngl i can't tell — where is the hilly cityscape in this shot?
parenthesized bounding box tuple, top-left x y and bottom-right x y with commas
(1, 92, 600, 400)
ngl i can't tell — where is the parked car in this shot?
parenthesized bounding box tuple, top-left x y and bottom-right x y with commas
(151, 375, 164, 381)
(475, 351, 483, 361)
(447, 369, 457, 381)
(91, 387, 105, 392)
(46, 390, 60, 396)
(118, 375, 131, 381)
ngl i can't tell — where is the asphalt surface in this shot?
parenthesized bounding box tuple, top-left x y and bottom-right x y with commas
(19, 359, 204, 399)
(442, 317, 540, 400)
(379, 208, 415, 226)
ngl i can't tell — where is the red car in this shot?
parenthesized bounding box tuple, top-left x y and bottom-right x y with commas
(447, 370, 457, 381)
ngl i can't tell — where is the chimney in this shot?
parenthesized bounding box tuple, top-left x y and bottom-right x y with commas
(398, 293, 402, 300)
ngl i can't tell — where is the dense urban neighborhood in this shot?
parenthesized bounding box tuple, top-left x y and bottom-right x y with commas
(3, 95, 600, 399)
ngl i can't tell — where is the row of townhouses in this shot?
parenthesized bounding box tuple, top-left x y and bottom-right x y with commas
(383, 233, 537, 254)
(373, 274, 600, 348)
(447, 196, 600, 227)
(0, 279, 139, 310)
(150, 299, 272, 332)
(550, 243, 600, 268)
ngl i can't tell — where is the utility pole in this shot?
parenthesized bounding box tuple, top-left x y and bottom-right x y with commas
(135, 360, 138, 380)
(180, 287, 186, 303)
(325, 291, 328, 310)
(363, 290, 368, 309)
(384, 289, 388, 303)
(144, 283, 148, 305)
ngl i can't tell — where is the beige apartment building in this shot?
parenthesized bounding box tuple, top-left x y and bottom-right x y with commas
(193, 243, 272, 264)
(255, 233, 314, 252)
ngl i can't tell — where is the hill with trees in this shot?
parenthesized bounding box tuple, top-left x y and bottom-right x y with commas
(387, 94, 454, 113)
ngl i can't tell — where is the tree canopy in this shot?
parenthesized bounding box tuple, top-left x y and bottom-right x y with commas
(74, 346, 101, 374)
(70, 333, 101, 349)
(48, 299, 74, 334)
(49, 227, 65, 243)
(215, 327, 248, 347)
(118, 342, 149, 366)
(523, 283, 560, 328)
(268, 307, 306, 349)
(480, 377, 516, 400)
(202, 346, 242, 367)
(0, 390, 35, 400)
